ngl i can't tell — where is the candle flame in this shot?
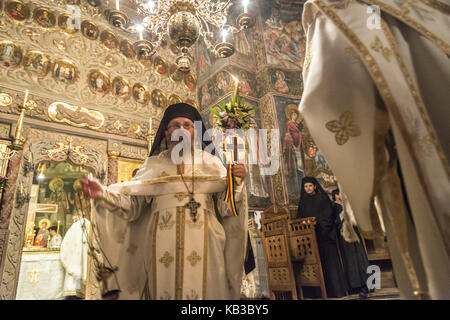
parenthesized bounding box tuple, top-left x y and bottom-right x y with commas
(231, 75, 239, 83)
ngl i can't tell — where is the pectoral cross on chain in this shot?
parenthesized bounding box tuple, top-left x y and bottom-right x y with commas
(185, 197, 201, 222)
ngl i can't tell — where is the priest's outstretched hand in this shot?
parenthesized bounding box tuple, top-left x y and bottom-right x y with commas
(80, 175, 103, 200)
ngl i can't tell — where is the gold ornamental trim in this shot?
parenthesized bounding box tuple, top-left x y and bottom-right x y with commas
(48, 102, 105, 130)
(119, 175, 224, 189)
(152, 210, 159, 299)
(360, 0, 450, 55)
(380, 20, 449, 178)
(175, 206, 186, 300)
(421, 0, 450, 14)
(0, 93, 13, 106)
(202, 208, 208, 299)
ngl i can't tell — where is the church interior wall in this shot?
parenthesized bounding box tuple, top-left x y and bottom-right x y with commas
(196, 0, 335, 212)
(0, 0, 196, 299)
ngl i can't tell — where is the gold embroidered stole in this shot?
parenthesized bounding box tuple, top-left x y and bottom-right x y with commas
(152, 197, 210, 300)
(309, 0, 450, 299)
(359, 0, 450, 55)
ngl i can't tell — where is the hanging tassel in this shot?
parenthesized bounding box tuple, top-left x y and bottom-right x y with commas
(224, 163, 239, 216)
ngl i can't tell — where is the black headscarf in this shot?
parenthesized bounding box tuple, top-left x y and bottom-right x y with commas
(299, 176, 330, 202)
(297, 177, 334, 234)
(149, 103, 212, 156)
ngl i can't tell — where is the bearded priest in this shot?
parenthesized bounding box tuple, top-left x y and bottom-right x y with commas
(80, 103, 250, 300)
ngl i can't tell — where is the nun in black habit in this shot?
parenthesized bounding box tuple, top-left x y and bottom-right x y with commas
(332, 189, 370, 298)
(296, 177, 348, 298)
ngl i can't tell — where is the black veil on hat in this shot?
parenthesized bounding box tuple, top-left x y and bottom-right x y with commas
(300, 176, 329, 200)
(149, 103, 212, 156)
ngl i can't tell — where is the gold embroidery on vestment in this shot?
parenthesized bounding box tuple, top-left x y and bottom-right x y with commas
(159, 211, 175, 230)
(325, 111, 362, 145)
(359, 0, 450, 54)
(174, 193, 189, 202)
(159, 251, 174, 268)
(370, 36, 392, 62)
(175, 206, 185, 299)
(186, 250, 202, 267)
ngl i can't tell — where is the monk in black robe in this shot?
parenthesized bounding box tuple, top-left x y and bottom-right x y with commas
(296, 177, 347, 298)
(332, 189, 370, 298)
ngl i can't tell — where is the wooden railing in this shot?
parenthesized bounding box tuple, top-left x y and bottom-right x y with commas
(261, 212, 327, 299)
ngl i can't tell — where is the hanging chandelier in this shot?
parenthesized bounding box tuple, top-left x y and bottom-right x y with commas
(105, 0, 254, 72)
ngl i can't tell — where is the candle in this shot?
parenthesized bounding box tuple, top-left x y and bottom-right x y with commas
(137, 24, 144, 41)
(148, 117, 153, 153)
(148, 117, 153, 143)
(221, 28, 228, 43)
(23, 89, 29, 108)
(243, 0, 249, 14)
(20, 182, 23, 194)
(147, 1, 155, 12)
(56, 220, 60, 236)
(231, 75, 240, 102)
(115, 0, 120, 11)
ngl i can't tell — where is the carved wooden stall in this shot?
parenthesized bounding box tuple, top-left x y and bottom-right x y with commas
(261, 204, 327, 299)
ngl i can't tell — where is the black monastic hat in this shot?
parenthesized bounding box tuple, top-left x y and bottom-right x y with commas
(149, 103, 212, 156)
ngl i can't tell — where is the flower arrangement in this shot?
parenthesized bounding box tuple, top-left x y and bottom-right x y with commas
(210, 96, 255, 131)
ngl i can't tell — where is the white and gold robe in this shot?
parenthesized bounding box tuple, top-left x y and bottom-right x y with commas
(300, 0, 450, 299)
(60, 218, 91, 298)
(93, 149, 248, 300)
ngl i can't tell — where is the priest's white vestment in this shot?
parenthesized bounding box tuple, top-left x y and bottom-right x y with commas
(60, 218, 91, 298)
(300, 0, 450, 299)
(94, 148, 248, 300)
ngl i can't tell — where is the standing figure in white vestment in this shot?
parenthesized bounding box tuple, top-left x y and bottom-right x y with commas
(300, 0, 450, 299)
(60, 214, 91, 299)
(48, 226, 62, 249)
(80, 103, 250, 300)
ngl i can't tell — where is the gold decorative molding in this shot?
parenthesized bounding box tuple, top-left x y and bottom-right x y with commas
(48, 102, 105, 129)
(0, 4, 197, 119)
(117, 157, 143, 182)
(0, 86, 150, 141)
(107, 150, 120, 158)
(0, 93, 13, 106)
(46, 137, 89, 165)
